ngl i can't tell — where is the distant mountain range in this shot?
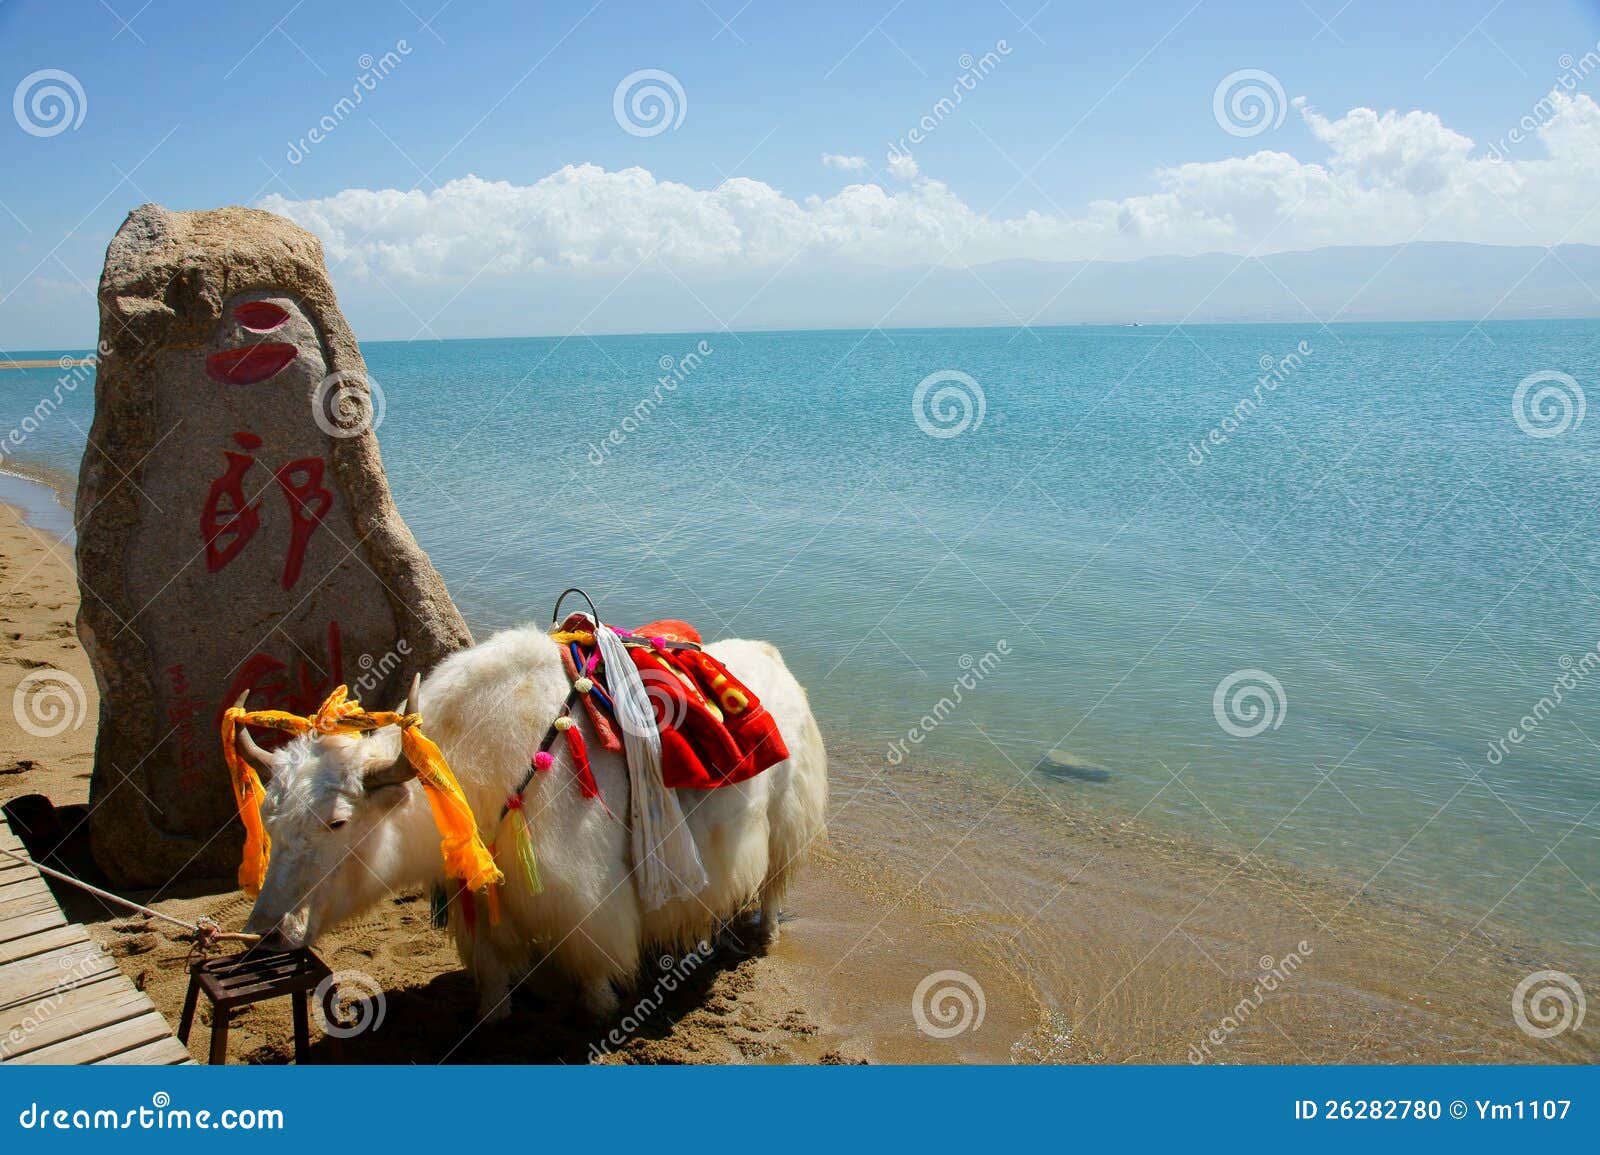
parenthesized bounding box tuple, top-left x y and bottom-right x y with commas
(10, 242, 1599, 350)
(938, 242, 1600, 328)
(344, 241, 1600, 339)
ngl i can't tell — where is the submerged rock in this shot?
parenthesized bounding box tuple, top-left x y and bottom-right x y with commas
(1037, 749, 1112, 783)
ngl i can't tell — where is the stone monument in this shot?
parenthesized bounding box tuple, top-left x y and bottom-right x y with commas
(77, 203, 472, 887)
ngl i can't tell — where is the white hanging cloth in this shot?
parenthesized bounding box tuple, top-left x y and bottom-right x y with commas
(595, 621, 709, 908)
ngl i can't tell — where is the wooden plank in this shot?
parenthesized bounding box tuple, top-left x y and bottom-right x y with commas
(5, 1010, 175, 1065)
(0, 950, 120, 1010)
(0, 923, 88, 966)
(0, 907, 67, 945)
(94, 1034, 195, 1065)
(0, 981, 155, 1060)
(0, 818, 28, 848)
(0, 884, 53, 912)
(0, 863, 48, 889)
(0, 970, 123, 1018)
(0, 936, 104, 976)
(0, 815, 191, 1066)
(0, 891, 60, 921)
(0, 885, 50, 913)
(0, 968, 149, 1035)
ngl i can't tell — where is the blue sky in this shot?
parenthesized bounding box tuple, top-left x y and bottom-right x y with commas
(4, 0, 1600, 346)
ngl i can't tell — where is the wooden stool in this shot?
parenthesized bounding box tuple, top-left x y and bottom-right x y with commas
(176, 947, 338, 1064)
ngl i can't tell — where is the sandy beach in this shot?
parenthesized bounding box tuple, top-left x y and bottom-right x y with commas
(1, 486, 1594, 1065)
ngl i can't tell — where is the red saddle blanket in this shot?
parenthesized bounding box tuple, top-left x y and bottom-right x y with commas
(559, 616, 790, 789)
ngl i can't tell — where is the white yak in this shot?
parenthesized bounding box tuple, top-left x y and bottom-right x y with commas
(236, 625, 827, 1020)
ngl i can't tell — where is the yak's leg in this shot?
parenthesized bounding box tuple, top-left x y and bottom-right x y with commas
(472, 941, 515, 1023)
(758, 894, 782, 946)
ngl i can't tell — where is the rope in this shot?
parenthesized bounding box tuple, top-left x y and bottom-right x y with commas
(0, 844, 259, 948)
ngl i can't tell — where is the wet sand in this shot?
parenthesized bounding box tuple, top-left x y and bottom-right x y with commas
(1, 490, 1593, 1064)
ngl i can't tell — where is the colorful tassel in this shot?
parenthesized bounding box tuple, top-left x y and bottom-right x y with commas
(502, 794, 543, 894)
(516, 811, 543, 894)
(563, 722, 597, 799)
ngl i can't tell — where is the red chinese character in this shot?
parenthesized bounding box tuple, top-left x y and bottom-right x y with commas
(200, 432, 263, 573)
(272, 457, 333, 591)
(219, 621, 345, 732)
(199, 432, 334, 590)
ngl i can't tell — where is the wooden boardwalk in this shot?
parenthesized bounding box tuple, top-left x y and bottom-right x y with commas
(0, 812, 191, 1064)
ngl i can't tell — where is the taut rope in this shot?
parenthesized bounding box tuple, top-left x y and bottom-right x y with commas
(0, 843, 260, 949)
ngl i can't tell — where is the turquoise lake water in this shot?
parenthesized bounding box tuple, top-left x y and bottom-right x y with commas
(3, 321, 1598, 950)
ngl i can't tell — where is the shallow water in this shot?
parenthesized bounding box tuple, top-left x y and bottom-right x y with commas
(0, 469, 75, 542)
(2, 320, 1597, 953)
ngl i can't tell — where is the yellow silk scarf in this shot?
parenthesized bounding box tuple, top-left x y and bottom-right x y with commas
(220, 685, 503, 898)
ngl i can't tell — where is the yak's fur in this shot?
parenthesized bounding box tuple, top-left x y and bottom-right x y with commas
(242, 626, 828, 1019)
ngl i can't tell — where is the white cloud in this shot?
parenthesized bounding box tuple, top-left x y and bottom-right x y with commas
(885, 151, 920, 181)
(822, 153, 869, 171)
(260, 91, 1600, 283)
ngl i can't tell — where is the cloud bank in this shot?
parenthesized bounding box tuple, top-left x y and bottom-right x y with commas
(261, 91, 1600, 284)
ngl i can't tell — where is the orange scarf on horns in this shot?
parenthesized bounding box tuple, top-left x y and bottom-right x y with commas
(220, 685, 502, 898)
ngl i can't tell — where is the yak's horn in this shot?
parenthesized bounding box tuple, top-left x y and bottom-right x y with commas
(363, 755, 417, 792)
(365, 675, 420, 792)
(406, 673, 420, 718)
(231, 691, 274, 782)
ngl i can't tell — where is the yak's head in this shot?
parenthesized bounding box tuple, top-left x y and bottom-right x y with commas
(236, 678, 432, 949)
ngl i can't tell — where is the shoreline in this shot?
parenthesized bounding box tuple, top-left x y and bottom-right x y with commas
(1, 489, 1593, 1063)
(0, 358, 94, 371)
(0, 464, 76, 540)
